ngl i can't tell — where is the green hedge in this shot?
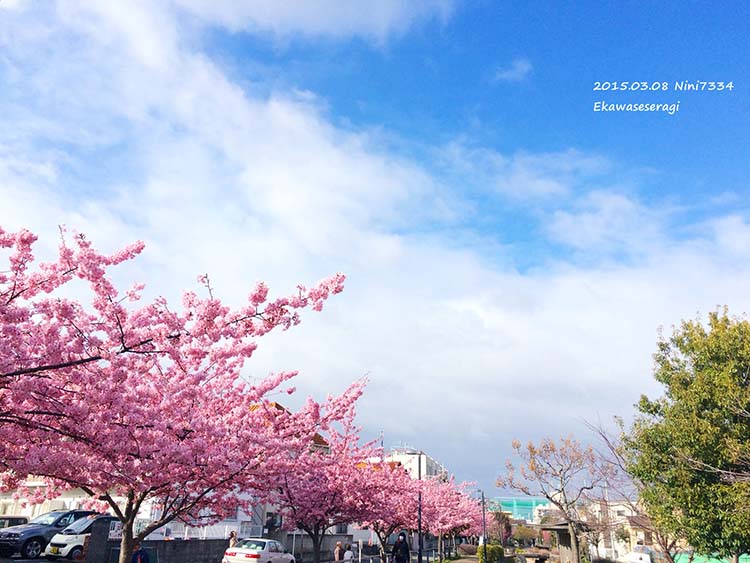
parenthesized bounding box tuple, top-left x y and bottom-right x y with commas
(477, 544, 504, 563)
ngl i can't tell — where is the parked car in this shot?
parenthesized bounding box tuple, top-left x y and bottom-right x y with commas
(44, 514, 118, 560)
(0, 516, 29, 529)
(222, 538, 295, 563)
(0, 510, 97, 559)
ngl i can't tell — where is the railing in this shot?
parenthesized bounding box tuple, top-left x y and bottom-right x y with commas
(295, 546, 460, 563)
(362, 548, 458, 563)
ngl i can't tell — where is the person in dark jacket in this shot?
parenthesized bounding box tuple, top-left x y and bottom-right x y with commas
(391, 533, 410, 563)
(131, 543, 150, 563)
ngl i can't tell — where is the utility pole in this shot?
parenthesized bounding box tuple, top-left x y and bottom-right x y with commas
(604, 484, 617, 560)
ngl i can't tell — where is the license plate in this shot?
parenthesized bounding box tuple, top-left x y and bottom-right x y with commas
(50, 547, 59, 554)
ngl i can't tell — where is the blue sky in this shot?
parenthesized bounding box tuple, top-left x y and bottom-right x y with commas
(208, 2, 748, 195)
(1, 1, 749, 494)
(190, 0, 748, 270)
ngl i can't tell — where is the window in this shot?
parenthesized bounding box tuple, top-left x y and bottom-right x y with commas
(170, 522, 186, 537)
(225, 508, 239, 522)
(237, 539, 267, 550)
(615, 510, 626, 517)
(265, 512, 281, 529)
(240, 521, 262, 538)
(335, 524, 348, 534)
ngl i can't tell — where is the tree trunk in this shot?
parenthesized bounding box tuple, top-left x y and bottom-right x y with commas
(568, 522, 580, 563)
(118, 518, 136, 563)
(377, 530, 390, 563)
(731, 553, 740, 563)
(655, 535, 677, 563)
(311, 532, 323, 563)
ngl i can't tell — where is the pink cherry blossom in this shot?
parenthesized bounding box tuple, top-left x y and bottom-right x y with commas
(0, 226, 346, 563)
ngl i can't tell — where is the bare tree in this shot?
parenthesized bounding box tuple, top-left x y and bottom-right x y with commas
(498, 436, 609, 563)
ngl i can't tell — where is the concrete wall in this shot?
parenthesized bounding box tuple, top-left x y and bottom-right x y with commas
(85, 519, 355, 563)
(85, 519, 228, 563)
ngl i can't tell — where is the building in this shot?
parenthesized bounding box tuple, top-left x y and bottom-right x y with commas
(584, 499, 637, 560)
(383, 448, 447, 481)
(493, 497, 551, 523)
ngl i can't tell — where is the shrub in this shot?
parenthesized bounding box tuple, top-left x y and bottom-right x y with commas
(478, 544, 504, 563)
(458, 545, 477, 555)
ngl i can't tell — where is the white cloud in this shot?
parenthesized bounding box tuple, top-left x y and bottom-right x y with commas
(709, 214, 750, 258)
(0, 0, 29, 10)
(439, 142, 611, 199)
(58, 0, 179, 70)
(492, 58, 533, 83)
(548, 191, 666, 258)
(171, 0, 455, 43)
(2, 2, 750, 492)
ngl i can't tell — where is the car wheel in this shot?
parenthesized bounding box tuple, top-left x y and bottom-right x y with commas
(22, 537, 45, 558)
(69, 546, 84, 560)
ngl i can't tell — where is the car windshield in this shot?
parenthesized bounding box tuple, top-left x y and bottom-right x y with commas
(237, 540, 267, 550)
(61, 516, 100, 534)
(28, 512, 66, 526)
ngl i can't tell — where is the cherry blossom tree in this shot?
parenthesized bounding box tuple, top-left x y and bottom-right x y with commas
(358, 461, 419, 563)
(0, 226, 346, 563)
(268, 386, 380, 563)
(421, 478, 483, 559)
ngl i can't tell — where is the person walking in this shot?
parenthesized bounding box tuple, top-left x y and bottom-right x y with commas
(228, 531, 238, 548)
(344, 544, 354, 561)
(391, 533, 410, 563)
(334, 541, 344, 562)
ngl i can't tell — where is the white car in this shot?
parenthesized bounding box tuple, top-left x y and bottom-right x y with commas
(44, 514, 117, 560)
(223, 538, 295, 563)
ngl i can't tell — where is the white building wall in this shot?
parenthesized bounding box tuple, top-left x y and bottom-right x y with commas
(384, 449, 447, 480)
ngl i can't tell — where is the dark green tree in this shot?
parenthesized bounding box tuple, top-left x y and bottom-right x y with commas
(624, 309, 750, 563)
